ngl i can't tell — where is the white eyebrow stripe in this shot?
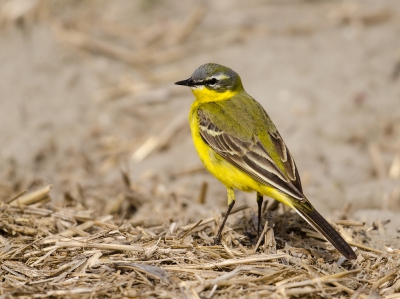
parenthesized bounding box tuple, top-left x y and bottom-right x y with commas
(210, 74, 229, 80)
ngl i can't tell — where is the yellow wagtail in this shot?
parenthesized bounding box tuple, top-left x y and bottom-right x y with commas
(175, 63, 356, 260)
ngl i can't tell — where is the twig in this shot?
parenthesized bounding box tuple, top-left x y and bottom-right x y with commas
(253, 220, 268, 253)
(165, 253, 286, 269)
(347, 241, 384, 254)
(389, 154, 400, 179)
(349, 284, 367, 299)
(56, 241, 144, 252)
(104, 193, 125, 215)
(170, 164, 206, 178)
(30, 246, 59, 267)
(197, 182, 208, 204)
(131, 112, 187, 162)
(178, 220, 203, 241)
(10, 185, 52, 206)
(368, 143, 386, 179)
(371, 267, 400, 290)
(265, 211, 277, 254)
(222, 244, 236, 259)
(5, 190, 27, 204)
(335, 220, 365, 227)
(42, 220, 94, 244)
(52, 23, 145, 69)
(279, 269, 360, 289)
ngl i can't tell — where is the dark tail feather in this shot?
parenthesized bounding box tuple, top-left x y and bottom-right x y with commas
(294, 205, 357, 260)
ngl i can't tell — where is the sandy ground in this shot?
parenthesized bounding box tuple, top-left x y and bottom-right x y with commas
(1, 0, 400, 258)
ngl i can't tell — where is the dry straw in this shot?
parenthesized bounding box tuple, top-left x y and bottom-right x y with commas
(1, 187, 400, 299)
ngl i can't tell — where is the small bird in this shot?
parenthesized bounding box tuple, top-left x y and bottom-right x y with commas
(175, 63, 356, 260)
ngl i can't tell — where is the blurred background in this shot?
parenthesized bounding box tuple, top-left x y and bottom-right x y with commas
(0, 0, 399, 234)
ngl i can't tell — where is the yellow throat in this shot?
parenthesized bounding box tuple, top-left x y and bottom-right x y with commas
(190, 86, 239, 103)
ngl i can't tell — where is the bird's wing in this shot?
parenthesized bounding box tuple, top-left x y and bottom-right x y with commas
(198, 105, 357, 259)
(198, 108, 303, 200)
(266, 117, 303, 194)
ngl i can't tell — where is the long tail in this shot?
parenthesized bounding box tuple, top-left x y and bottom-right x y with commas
(293, 203, 357, 260)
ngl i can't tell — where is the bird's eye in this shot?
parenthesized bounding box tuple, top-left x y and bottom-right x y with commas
(208, 78, 218, 85)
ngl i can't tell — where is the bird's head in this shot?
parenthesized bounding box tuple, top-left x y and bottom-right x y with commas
(175, 63, 243, 99)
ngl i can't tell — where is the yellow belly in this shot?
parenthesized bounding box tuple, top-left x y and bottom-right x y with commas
(189, 108, 294, 207)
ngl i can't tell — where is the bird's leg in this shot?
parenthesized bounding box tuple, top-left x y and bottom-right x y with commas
(214, 188, 235, 244)
(256, 192, 264, 237)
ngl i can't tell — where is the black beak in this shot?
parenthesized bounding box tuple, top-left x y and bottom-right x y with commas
(175, 78, 196, 86)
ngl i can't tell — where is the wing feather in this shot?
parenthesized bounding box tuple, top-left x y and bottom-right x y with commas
(198, 109, 303, 199)
(268, 130, 303, 192)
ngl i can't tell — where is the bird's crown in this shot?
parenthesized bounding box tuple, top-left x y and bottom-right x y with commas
(176, 63, 243, 92)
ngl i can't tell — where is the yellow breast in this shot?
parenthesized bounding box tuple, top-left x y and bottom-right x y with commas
(188, 102, 295, 207)
(188, 104, 255, 191)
